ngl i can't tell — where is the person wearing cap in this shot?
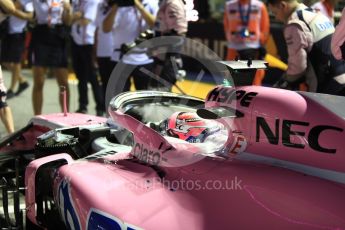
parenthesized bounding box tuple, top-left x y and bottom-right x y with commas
(71, 0, 105, 116)
(103, 0, 158, 91)
(1, 0, 33, 99)
(268, 0, 345, 95)
(19, 0, 72, 115)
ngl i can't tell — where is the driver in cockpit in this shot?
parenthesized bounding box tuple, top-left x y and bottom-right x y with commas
(151, 111, 227, 144)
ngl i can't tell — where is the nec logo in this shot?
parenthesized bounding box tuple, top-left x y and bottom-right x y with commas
(256, 117, 343, 153)
(206, 87, 257, 107)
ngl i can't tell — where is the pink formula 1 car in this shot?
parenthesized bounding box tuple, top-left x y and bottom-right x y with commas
(1, 61, 345, 229)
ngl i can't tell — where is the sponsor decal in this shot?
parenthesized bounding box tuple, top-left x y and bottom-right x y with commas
(228, 132, 247, 154)
(206, 87, 257, 107)
(132, 142, 169, 165)
(57, 180, 81, 230)
(87, 208, 141, 230)
(256, 117, 343, 153)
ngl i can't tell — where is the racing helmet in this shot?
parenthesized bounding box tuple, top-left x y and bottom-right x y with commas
(158, 112, 223, 143)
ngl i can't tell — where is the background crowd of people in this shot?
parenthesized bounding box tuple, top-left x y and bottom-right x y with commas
(1, 0, 345, 135)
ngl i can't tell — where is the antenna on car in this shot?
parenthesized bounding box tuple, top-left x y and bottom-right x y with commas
(60, 86, 68, 116)
(247, 59, 252, 67)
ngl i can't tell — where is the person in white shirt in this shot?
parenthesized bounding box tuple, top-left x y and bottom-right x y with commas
(0, 0, 16, 134)
(71, 0, 105, 116)
(19, 0, 72, 115)
(103, 0, 158, 91)
(95, 0, 113, 100)
(0, 0, 33, 99)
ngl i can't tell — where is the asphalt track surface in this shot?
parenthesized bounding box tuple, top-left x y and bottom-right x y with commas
(0, 69, 98, 137)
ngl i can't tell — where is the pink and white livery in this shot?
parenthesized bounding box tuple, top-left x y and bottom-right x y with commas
(1, 61, 345, 229)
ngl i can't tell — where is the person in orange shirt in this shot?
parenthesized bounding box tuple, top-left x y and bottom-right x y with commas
(223, 0, 269, 85)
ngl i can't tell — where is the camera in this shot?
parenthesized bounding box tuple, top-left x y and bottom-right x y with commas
(120, 29, 155, 54)
(135, 30, 155, 43)
(107, 0, 134, 7)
